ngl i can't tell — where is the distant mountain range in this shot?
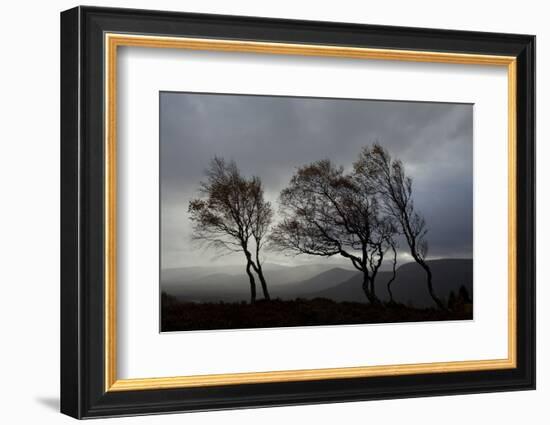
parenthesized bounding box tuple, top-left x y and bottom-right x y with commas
(161, 259, 473, 308)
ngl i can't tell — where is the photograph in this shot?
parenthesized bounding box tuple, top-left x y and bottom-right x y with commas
(57, 4, 536, 419)
(160, 92, 474, 332)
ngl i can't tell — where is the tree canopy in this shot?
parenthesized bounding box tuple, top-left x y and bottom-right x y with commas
(270, 159, 398, 303)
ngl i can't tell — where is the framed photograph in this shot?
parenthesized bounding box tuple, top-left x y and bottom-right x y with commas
(60, 6, 535, 419)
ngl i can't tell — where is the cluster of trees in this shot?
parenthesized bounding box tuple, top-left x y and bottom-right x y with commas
(188, 144, 445, 310)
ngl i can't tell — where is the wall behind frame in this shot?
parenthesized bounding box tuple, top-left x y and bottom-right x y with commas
(0, 1, 544, 424)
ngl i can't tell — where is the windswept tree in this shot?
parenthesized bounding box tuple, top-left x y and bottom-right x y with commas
(270, 159, 397, 304)
(386, 238, 398, 304)
(356, 144, 445, 310)
(249, 190, 273, 301)
(188, 157, 272, 303)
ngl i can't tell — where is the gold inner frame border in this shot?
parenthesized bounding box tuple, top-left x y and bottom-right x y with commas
(104, 33, 517, 392)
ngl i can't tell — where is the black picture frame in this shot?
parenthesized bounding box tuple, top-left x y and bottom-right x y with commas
(60, 5, 535, 419)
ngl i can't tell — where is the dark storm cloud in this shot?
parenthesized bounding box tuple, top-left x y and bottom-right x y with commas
(160, 92, 472, 268)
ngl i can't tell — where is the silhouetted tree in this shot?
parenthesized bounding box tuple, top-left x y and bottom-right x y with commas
(356, 144, 446, 310)
(447, 291, 457, 310)
(270, 159, 397, 303)
(448, 285, 472, 311)
(386, 239, 398, 304)
(188, 157, 272, 303)
(458, 284, 472, 304)
(250, 190, 273, 300)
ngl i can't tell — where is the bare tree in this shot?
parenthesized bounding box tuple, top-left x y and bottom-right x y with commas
(188, 157, 272, 303)
(386, 239, 398, 304)
(249, 191, 273, 300)
(356, 144, 445, 310)
(270, 160, 397, 304)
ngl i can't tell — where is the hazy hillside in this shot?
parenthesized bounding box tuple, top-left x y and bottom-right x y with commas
(161, 263, 349, 302)
(273, 267, 358, 299)
(162, 258, 473, 307)
(311, 259, 473, 307)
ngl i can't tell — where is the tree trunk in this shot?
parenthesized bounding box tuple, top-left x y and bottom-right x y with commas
(255, 265, 271, 300)
(361, 274, 371, 302)
(245, 260, 257, 304)
(387, 245, 397, 304)
(369, 277, 378, 304)
(361, 272, 379, 304)
(417, 259, 446, 310)
(387, 279, 394, 304)
(252, 249, 271, 301)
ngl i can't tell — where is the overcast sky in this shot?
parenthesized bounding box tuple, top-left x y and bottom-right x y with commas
(160, 91, 473, 270)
